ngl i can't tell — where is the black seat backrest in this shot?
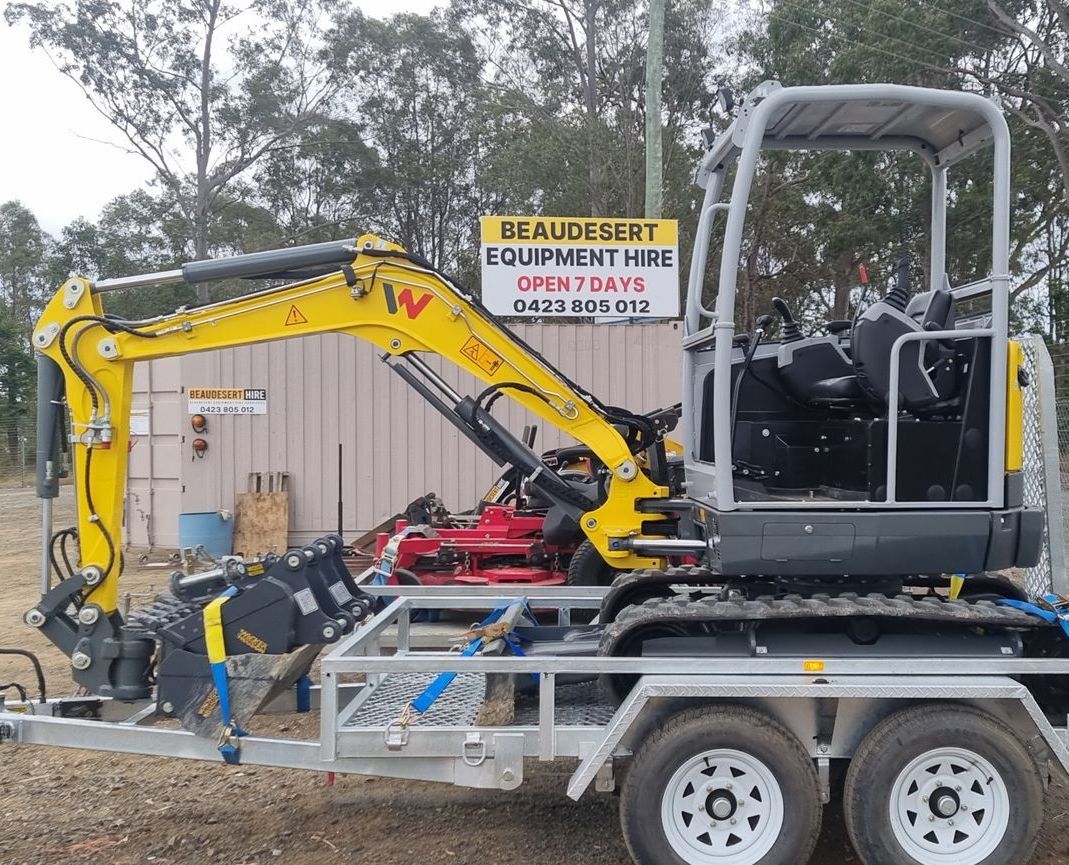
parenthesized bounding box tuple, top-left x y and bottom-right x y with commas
(851, 262, 958, 412)
(905, 288, 956, 333)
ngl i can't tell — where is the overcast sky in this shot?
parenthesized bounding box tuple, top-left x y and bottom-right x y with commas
(0, 0, 439, 237)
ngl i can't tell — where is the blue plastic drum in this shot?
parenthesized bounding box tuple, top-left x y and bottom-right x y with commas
(178, 511, 234, 559)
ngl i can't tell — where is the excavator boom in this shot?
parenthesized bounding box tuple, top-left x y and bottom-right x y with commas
(29, 233, 672, 702)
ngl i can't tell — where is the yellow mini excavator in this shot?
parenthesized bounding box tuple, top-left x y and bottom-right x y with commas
(23, 81, 1057, 744)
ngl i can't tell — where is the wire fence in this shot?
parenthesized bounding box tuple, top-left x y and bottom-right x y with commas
(1041, 337, 1069, 590)
(0, 419, 35, 489)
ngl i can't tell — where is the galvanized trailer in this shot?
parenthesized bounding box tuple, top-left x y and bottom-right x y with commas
(5, 580, 1069, 865)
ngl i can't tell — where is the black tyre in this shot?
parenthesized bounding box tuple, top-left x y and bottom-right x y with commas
(620, 705, 822, 865)
(391, 566, 422, 586)
(956, 572, 1028, 603)
(566, 539, 618, 586)
(843, 703, 1043, 865)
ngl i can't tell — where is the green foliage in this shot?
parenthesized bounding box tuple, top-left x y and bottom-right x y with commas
(0, 201, 51, 338)
(331, 11, 486, 272)
(6, 0, 343, 304)
(0, 305, 34, 426)
(4, 0, 1066, 336)
(726, 0, 1069, 332)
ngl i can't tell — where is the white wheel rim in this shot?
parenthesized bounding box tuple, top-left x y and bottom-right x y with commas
(888, 745, 1010, 865)
(660, 748, 785, 865)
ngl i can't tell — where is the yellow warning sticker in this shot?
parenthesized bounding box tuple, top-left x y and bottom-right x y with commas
(284, 304, 309, 326)
(460, 336, 504, 376)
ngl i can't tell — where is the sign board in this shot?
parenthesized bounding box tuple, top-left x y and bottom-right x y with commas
(129, 408, 151, 436)
(480, 216, 679, 318)
(188, 387, 267, 416)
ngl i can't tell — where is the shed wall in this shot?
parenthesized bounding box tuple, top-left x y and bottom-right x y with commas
(128, 321, 683, 548)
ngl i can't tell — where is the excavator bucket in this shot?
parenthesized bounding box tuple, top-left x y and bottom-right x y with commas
(167, 644, 321, 740)
(127, 536, 374, 739)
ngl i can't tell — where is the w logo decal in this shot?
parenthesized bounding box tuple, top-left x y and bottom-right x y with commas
(383, 283, 433, 319)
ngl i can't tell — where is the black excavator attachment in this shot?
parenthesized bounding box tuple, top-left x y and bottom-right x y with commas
(127, 534, 373, 738)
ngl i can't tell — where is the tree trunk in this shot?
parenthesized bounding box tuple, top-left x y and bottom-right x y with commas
(193, 0, 221, 305)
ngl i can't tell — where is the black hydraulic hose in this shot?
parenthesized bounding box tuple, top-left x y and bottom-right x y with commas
(603, 405, 657, 452)
(477, 382, 554, 414)
(60, 530, 77, 576)
(0, 683, 28, 703)
(0, 648, 47, 703)
(59, 315, 160, 413)
(49, 527, 79, 580)
(730, 316, 774, 436)
(82, 445, 115, 579)
(55, 314, 157, 581)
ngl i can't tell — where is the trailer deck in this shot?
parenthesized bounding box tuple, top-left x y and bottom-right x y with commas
(5, 582, 1069, 806)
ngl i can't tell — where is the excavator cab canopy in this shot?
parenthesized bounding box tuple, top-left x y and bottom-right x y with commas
(708, 81, 1000, 165)
(680, 82, 1037, 579)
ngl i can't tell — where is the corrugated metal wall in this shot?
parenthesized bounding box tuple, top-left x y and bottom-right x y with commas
(129, 321, 683, 548)
(128, 358, 184, 548)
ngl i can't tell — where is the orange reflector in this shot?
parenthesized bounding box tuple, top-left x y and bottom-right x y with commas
(803, 660, 825, 672)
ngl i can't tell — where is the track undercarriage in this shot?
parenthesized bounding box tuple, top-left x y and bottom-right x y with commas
(594, 567, 1066, 713)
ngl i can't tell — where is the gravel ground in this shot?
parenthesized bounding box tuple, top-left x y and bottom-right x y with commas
(2, 485, 1069, 864)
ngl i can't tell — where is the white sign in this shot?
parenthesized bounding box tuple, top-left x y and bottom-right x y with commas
(188, 387, 267, 416)
(480, 216, 679, 318)
(129, 408, 151, 436)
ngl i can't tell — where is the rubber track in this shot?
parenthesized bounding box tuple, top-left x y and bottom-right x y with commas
(599, 585, 1049, 658)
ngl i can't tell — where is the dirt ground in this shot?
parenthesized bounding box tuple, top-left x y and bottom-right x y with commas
(2, 486, 1069, 865)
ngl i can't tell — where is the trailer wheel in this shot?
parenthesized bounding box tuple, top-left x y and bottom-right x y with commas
(843, 704, 1043, 865)
(620, 706, 821, 865)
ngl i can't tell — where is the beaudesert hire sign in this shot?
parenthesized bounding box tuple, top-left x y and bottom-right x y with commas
(480, 216, 679, 318)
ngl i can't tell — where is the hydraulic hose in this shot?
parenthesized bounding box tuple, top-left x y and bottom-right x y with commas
(0, 648, 47, 703)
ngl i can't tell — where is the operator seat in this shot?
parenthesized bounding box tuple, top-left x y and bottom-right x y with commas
(772, 297, 854, 405)
(808, 259, 959, 414)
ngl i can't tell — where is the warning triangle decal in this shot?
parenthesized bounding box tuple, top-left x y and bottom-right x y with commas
(284, 305, 309, 326)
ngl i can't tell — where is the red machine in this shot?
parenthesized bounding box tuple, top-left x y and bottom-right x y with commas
(372, 503, 572, 587)
(365, 413, 683, 588)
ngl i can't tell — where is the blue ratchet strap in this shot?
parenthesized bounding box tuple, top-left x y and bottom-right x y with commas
(998, 594, 1069, 640)
(203, 585, 248, 764)
(411, 636, 486, 713)
(408, 599, 530, 716)
(371, 558, 392, 586)
(296, 674, 313, 713)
